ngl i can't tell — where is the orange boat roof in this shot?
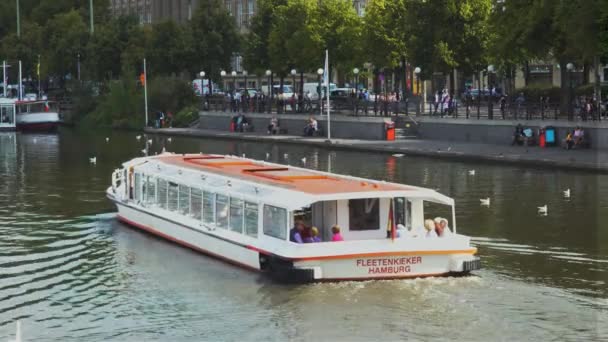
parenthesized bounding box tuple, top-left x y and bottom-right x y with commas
(155, 154, 412, 195)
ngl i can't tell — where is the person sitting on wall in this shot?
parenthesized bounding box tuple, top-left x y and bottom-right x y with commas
(303, 116, 318, 136)
(573, 126, 586, 147)
(564, 131, 575, 150)
(235, 113, 249, 132)
(267, 116, 279, 135)
(522, 127, 536, 146)
(512, 124, 525, 146)
(331, 225, 344, 241)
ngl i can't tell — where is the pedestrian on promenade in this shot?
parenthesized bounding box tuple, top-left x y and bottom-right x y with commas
(515, 93, 525, 120)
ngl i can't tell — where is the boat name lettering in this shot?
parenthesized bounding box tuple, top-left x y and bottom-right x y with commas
(356, 256, 421, 274)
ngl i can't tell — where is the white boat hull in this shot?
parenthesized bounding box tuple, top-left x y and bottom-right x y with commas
(16, 111, 61, 131)
(111, 194, 479, 282)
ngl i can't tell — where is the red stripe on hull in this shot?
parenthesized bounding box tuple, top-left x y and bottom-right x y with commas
(17, 122, 59, 131)
(116, 215, 260, 272)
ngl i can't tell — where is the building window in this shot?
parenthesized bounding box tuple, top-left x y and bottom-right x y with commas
(203, 191, 215, 225)
(348, 198, 380, 231)
(225, 0, 233, 15)
(245, 202, 258, 238)
(263, 205, 287, 240)
(237, 1, 243, 27)
(229, 198, 244, 233)
(216, 194, 229, 229)
(134, 173, 142, 201)
(191, 188, 202, 220)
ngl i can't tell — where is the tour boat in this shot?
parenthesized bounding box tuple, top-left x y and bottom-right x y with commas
(107, 153, 480, 282)
(14, 99, 62, 131)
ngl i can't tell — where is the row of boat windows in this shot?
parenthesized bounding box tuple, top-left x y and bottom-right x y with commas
(133, 173, 288, 240)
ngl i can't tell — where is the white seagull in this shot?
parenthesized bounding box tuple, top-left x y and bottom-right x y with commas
(538, 205, 548, 215)
(468, 170, 476, 176)
(242, 153, 246, 158)
(563, 189, 571, 198)
(105, 137, 110, 142)
(265, 152, 270, 160)
(136, 135, 142, 141)
(89, 157, 97, 164)
(162, 147, 167, 153)
(392, 153, 405, 157)
(141, 148, 147, 155)
(147, 139, 153, 145)
(283, 153, 288, 159)
(167, 137, 172, 143)
(9, 320, 21, 342)
(480, 198, 490, 206)
(301, 157, 307, 164)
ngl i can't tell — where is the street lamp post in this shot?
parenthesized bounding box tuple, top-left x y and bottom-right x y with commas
(220, 70, 227, 111)
(567, 62, 574, 120)
(414, 67, 421, 115)
(199, 71, 206, 110)
(317, 68, 324, 116)
(265, 69, 272, 113)
(243, 70, 248, 90)
(487, 64, 495, 119)
(290, 68, 297, 112)
(353, 68, 360, 115)
(231, 70, 237, 93)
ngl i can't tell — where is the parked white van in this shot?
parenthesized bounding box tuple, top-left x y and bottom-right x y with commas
(303, 82, 337, 100)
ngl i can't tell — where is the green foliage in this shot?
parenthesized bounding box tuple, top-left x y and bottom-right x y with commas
(243, 0, 288, 74)
(516, 85, 562, 103)
(148, 76, 197, 115)
(89, 77, 143, 129)
(190, 0, 241, 82)
(69, 81, 100, 124)
(45, 10, 89, 82)
(173, 105, 200, 128)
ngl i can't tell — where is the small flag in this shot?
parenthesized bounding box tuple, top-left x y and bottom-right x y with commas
(44, 101, 50, 112)
(140, 73, 146, 86)
(388, 199, 396, 241)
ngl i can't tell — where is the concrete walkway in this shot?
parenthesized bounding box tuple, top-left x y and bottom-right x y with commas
(144, 127, 607, 173)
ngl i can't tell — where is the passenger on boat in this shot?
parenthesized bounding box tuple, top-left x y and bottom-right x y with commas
(304, 227, 322, 243)
(423, 219, 438, 238)
(396, 224, 409, 238)
(434, 217, 452, 238)
(331, 225, 344, 241)
(290, 221, 305, 243)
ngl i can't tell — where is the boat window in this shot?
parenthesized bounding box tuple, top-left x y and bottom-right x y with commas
(229, 198, 244, 233)
(348, 198, 380, 231)
(145, 177, 156, 205)
(0, 106, 14, 124)
(395, 197, 412, 229)
(134, 173, 142, 201)
(263, 205, 287, 240)
(190, 188, 202, 220)
(244, 202, 258, 238)
(178, 184, 190, 216)
(215, 194, 229, 229)
(157, 179, 168, 209)
(168, 182, 179, 212)
(203, 191, 215, 225)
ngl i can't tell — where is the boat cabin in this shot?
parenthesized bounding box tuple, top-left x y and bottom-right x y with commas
(0, 98, 16, 131)
(116, 154, 457, 249)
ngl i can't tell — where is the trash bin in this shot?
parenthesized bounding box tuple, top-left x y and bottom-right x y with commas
(385, 121, 395, 141)
(539, 127, 546, 148)
(545, 126, 556, 146)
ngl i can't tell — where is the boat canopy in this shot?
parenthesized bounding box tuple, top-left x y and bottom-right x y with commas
(127, 154, 455, 211)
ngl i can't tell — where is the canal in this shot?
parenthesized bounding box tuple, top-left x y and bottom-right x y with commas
(0, 129, 606, 341)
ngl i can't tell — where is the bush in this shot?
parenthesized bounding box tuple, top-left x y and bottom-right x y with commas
(173, 105, 199, 127)
(87, 78, 144, 129)
(575, 84, 608, 97)
(148, 76, 197, 115)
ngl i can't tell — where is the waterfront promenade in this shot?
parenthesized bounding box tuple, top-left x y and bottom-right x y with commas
(144, 126, 606, 173)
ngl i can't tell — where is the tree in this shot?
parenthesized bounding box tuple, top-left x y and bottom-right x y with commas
(0, 22, 44, 79)
(44, 10, 89, 84)
(147, 20, 191, 76)
(243, 0, 288, 76)
(190, 0, 241, 85)
(315, 0, 363, 76)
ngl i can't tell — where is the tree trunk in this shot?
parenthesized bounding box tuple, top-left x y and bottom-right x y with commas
(523, 61, 530, 86)
(583, 63, 589, 85)
(559, 59, 570, 117)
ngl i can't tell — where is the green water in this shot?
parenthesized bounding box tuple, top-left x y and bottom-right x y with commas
(0, 129, 606, 341)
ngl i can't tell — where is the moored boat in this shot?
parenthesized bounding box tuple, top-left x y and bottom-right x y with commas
(14, 99, 61, 131)
(107, 153, 480, 282)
